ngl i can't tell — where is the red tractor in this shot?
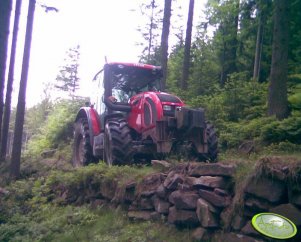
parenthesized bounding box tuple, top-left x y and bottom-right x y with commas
(73, 62, 218, 166)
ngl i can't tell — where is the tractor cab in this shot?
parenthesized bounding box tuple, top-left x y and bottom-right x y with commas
(92, 63, 163, 120)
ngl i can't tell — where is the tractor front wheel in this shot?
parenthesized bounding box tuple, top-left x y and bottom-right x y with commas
(73, 118, 98, 167)
(103, 119, 134, 166)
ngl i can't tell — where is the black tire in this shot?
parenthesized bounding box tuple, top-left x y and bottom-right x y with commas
(103, 118, 134, 166)
(73, 118, 98, 167)
(199, 123, 218, 162)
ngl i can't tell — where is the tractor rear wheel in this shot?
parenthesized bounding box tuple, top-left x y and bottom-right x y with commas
(199, 123, 218, 162)
(73, 118, 98, 167)
(104, 118, 134, 166)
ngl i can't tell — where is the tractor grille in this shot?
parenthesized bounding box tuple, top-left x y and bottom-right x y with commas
(156, 94, 181, 103)
(163, 106, 176, 117)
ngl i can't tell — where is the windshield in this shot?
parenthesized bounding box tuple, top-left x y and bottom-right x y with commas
(110, 64, 162, 97)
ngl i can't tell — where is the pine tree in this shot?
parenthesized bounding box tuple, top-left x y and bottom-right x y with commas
(160, 0, 172, 91)
(1, 0, 22, 160)
(181, 0, 194, 90)
(137, 0, 162, 64)
(10, 0, 36, 179)
(268, 0, 289, 119)
(0, 0, 12, 155)
(55, 45, 80, 100)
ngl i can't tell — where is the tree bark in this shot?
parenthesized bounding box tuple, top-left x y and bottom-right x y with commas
(1, 0, 22, 160)
(253, 11, 263, 81)
(181, 0, 194, 90)
(267, 0, 289, 120)
(0, 0, 12, 154)
(147, 0, 156, 62)
(220, 0, 239, 86)
(10, 0, 36, 179)
(160, 0, 172, 91)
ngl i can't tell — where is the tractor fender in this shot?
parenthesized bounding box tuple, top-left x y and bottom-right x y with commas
(75, 107, 101, 146)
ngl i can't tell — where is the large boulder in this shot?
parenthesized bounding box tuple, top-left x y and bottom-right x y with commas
(168, 206, 199, 226)
(128, 211, 160, 221)
(245, 177, 286, 203)
(153, 196, 170, 214)
(136, 173, 165, 197)
(169, 190, 199, 210)
(163, 172, 184, 190)
(189, 163, 236, 177)
(199, 189, 231, 208)
(185, 176, 228, 189)
(196, 198, 219, 228)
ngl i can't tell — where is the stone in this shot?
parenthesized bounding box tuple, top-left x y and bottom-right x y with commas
(189, 163, 236, 177)
(137, 173, 165, 197)
(163, 172, 184, 190)
(112, 181, 136, 203)
(153, 196, 170, 214)
(168, 206, 199, 226)
(245, 177, 286, 203)
(212, 232, 264, 242)
(151, 160, 171, 171)
(138, 197, 154, 210)
(231, 215, 247, 231)
(288, 186, 301, 206)
(149, 211, 161, 221)
(241, 221, 261, 237)
(99, 179, 117, 200)
(214, 188, 229, 196)
(291, 193, 301, 207)
(191, 227, 209, 241)
(245, 197, 272, 212)
(269, 203, 301, 226)
(185, 176, 228, 189)
(199, 189, 231, 208)
(196, 198, 219, 228)
(169, 190, 199, 210)
(128, 211, 152, 221)
(156, 184, 168, 198)
(220, 206, 233, 229)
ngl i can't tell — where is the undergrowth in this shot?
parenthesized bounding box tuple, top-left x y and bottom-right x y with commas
(0, 163, 192, 242)
(0, 204, 192, 242)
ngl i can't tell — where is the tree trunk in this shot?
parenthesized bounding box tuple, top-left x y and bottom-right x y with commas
(160, 0, 172, 91)
(267, 0, 289, 120)
(253, 1, 266, 82)
(1, 0, 22, 160)
(10, 0, 36, 179)
(147, 0, 156, 62)
(220, 0, 239, 86)
(0, 0, 12, 154)
(181, 0, 194, 90)
(253, 12, 263, 81)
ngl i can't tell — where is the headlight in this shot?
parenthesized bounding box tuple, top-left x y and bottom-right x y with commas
(163, 105, 172, 111)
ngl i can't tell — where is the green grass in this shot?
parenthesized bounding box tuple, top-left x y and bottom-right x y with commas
(0, 204, 192, 242)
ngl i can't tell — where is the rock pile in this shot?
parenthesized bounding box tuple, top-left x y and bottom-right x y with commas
(127, 162, 236, 240)
(50, 157, 301, 241)
(225, 157, 301, 242)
